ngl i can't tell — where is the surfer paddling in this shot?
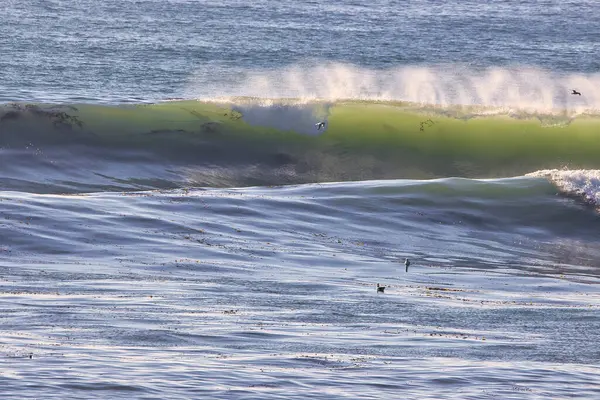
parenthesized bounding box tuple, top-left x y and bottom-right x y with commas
(315, 121, 326, 130)
(571, 89, 582, 96)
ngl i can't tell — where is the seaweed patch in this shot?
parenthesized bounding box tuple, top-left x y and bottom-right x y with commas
(0, 103, 84, 130)
(419, 119, 436, 132)
(223, 110, 242, 121)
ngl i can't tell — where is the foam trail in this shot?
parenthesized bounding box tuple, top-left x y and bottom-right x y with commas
(186, 63, 600, 114)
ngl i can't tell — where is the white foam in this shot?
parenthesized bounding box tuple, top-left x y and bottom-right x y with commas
(529, 169, 600, 207)
(185, 63, 600, 116)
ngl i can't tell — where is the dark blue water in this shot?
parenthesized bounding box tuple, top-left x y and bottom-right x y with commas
(1, 0, 599, 103)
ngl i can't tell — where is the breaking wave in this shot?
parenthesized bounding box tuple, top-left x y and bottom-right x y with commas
(0, 96, 599, 207)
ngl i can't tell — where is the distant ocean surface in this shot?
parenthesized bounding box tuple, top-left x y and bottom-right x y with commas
(1, 1, 600, 399)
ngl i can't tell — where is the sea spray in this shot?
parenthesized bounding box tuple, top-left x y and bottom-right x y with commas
(185, 63, 600, 116)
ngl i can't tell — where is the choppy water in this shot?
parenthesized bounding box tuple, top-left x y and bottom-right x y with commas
(2, 0, 600, 399)
(3, 180, 600, 399)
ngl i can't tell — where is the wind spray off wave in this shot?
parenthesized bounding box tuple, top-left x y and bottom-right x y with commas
(186, 63, 600, 115)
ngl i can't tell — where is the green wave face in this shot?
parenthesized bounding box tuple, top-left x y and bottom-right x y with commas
(1, 100, 599, 183)
(324, 102, 600, 178)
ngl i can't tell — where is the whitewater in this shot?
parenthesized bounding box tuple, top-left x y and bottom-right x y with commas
(2, 0, 600, 399)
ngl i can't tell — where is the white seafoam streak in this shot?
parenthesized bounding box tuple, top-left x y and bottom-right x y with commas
(186, 63, 600, 114)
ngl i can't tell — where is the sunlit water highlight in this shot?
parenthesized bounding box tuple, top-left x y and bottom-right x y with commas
(1, 181, 600, 398)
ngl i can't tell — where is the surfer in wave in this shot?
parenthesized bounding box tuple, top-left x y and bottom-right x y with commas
(571, 89, 582, 96)
(315, 121, 326, 130)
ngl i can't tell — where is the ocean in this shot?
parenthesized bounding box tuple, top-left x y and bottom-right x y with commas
(1, 0, 600, 398)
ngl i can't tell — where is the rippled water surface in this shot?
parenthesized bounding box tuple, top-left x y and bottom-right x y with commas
(2, 181, 600, 398)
